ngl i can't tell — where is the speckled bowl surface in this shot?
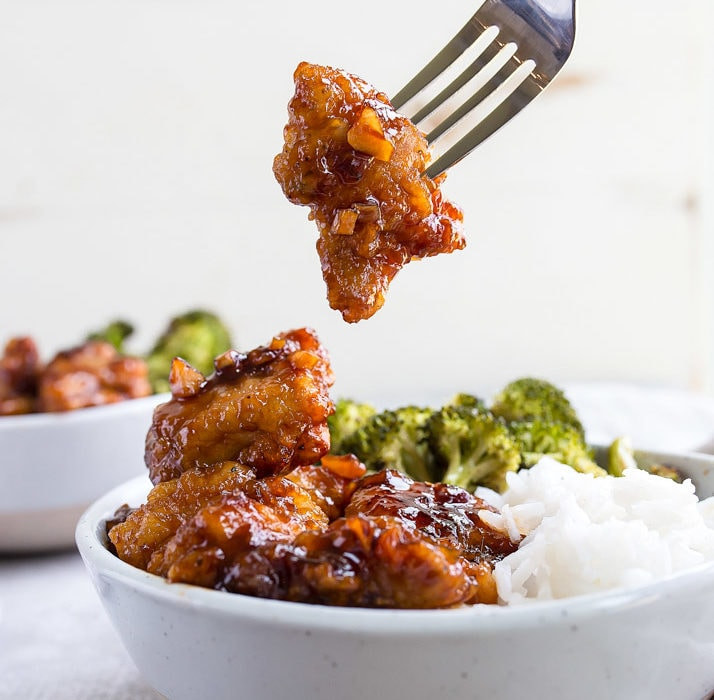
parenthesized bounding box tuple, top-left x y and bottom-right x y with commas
(77, 448, 714, 700)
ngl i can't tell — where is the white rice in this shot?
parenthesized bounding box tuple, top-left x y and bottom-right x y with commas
(475, 458, 714, 604)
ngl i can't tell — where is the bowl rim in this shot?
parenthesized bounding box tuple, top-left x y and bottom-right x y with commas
(0, 392, 170, 432)
(76, 464, 714, 635)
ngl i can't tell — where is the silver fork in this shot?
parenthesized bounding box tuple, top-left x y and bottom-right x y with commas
(392, 0, 576, 178)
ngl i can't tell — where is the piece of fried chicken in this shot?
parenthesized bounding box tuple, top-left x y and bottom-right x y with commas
(110, 459, 515, 607)
(0, 337, 42, 415)
(145, 328, 335, 484)
(273, 62, 465, 323)
(39, 340, 151, 412)
(346, 469, 516, 562)
(108, 460, 257, 571)
(231, 472, 517, 608)
(109, 457, 365, 585)
(111, 327, 517, 608)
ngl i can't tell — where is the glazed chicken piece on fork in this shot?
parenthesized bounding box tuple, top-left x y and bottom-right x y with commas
(274, 62, 465, 323)
(273, 0, 577, 323)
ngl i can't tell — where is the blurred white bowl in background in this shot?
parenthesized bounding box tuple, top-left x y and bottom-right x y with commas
(0, 394, 167, 553)
(566, 382, 714, 454)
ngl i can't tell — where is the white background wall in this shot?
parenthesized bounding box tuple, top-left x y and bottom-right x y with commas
(2, 0, 713, 405)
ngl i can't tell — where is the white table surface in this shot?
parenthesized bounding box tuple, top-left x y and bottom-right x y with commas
(2, 383, 714, 700)
(0, 553, 160, 700)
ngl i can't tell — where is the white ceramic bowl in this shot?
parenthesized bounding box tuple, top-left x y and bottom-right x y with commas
(0, 394, 168, 552)
(77, 448, 714, 700)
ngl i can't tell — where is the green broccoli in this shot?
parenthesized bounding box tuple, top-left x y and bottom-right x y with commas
(608, 437, 682, 481)
(427, 406, 520, 493)
(509, 420, 606, 477)
(607, 436, 638, 477)
(491, 377, 585, 438)
(86, 320, 134, 353)
(340, 406, 436, 481)
(446, 393, 488, 415)
(146, 310, 232, 393)
(328, 398, 377, 454)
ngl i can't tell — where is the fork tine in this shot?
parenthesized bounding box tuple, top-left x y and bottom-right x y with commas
(391, 7, 490, 110)
(425, 69, 540, 178)
(425, 52, 521, 143)
(394, 0, 576, 176)
(409, 37, 502, 126)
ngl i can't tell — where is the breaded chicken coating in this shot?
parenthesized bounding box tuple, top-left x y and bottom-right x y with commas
(145, 328, 334, 484)
(346, 469, 516, 561)
(110, 458, 513, 607)
(109, 327, 518, 608)
(269, 514, 483, 608)
(108, 460, 256, 571)
(273, 62, 465, 322)
(0, 337, 42, 415)
(39, 340, 151, 412)
(110, 460, 365, 587)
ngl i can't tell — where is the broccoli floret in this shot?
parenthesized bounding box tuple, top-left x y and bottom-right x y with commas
(491, 377, 585, 438)
(328, 398, 377, 454)
(608, 437, 683, 482)
(340, 406, 436, 481)
(427, 406, 520, 493)
(446, 393, 488, 415)
(510, 420, 606, 477)
(146, 310, 232, 393)
(607, 436, 638, 477)
(86, 320, 134, 353)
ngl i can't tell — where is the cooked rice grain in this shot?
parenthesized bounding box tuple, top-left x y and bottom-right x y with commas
(476, 458, 714, 604)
